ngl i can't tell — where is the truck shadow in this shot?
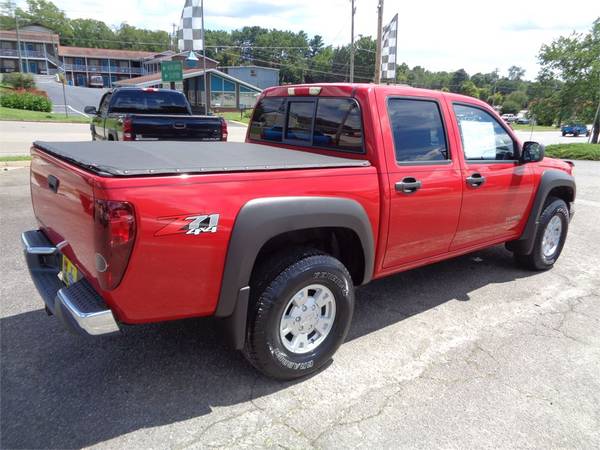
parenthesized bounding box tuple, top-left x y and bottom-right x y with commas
(1, 245, 534, 449)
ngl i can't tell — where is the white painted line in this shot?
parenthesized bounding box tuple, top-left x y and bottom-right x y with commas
(53, 105, 89, 118)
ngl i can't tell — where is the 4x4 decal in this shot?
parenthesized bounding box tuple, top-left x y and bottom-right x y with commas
(155, 214, 220, 236)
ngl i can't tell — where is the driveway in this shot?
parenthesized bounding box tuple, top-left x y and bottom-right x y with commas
(34, 75, 107, 116)
(1, 162, 598, 449)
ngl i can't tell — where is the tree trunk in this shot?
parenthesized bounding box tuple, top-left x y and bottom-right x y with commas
(592, 103, 600, 144)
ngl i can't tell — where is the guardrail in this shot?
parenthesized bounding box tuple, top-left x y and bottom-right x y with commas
(0, 48, 51, 59)
(62, 64, 142, 75)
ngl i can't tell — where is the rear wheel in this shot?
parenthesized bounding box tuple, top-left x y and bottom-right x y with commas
(243, 250, 354, 380)
(514, 197, 569, 270)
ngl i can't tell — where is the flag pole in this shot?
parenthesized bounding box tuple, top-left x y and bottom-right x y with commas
(374, 0, 384, 84)
(201, 0, 208, 115)
(349, 0, 355, 83)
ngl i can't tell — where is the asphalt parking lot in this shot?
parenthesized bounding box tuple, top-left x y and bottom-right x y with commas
(1, 162, 599, 449)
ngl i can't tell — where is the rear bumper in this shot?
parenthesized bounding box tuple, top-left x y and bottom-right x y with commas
(22, 230, 120, 336)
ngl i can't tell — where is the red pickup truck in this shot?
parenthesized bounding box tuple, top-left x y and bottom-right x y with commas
(23, 84, 575, 380)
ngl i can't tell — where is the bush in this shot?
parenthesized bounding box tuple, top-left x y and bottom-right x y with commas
(0, 91, 52, 112)
(545, 144, 600, 161)
(2, 72, 35, 90)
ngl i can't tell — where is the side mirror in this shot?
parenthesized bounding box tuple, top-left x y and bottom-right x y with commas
(84, 106, 98, 115)
(521, 141, 545, 163)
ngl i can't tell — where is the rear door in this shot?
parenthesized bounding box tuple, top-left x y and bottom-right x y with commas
(449, 102, 535, 250)
(376, 89, 463, 268)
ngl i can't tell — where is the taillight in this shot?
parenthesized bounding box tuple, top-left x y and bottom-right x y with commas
(94, 199, 136, 290)
(123, 117, 133, 141)
(221, 118, 228, 141)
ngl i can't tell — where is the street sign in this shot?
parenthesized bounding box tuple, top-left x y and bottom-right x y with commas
(161, 61, 183, 83)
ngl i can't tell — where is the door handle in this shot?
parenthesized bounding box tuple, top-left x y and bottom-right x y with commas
(466, 173, 486, 188)
(47, 175, 60, 193)
(395, 177, 422, 194)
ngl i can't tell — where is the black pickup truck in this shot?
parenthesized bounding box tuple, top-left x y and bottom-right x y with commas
(84, 87, 227, 142)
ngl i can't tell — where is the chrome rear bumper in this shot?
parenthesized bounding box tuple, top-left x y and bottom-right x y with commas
(22, 230, 120, 336)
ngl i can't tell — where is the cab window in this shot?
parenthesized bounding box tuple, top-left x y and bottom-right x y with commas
(453, 104, 516, 161)
(387, 98, 449, 163)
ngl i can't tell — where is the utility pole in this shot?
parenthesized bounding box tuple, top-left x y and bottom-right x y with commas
(349, 0, 356, 83)
(201, 0, 208, 115)
(374, 0, 384, 84)
(171, 23, 177, 52)
(13, 8, 25, 72)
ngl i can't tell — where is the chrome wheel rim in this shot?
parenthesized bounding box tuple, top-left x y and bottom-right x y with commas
(542, 215, 562, 259)
(279, 284, 336, 354)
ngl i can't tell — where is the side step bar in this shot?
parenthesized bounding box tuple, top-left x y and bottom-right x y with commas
(22, 230, 120, 336)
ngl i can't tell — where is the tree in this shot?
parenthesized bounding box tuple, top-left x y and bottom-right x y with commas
(507, 65, 526, 81)
(309, 35, 324, 57)
(460, 80, 480, 98)
(538, 18, 600, 143)
(450, 69, 469, 92)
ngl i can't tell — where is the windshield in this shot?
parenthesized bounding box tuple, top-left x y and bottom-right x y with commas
(111, 90, 190, 114)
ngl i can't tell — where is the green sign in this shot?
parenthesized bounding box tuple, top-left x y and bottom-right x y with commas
(161, 61, 183, 83)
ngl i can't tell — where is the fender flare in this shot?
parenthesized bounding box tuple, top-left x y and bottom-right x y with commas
(215, 196, 375, 319)
(506, 170, 575, 255)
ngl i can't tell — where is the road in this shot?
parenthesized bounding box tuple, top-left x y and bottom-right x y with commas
(0, 120, 248, 155)
(34, 75, 107, 116)
(514, 130, 591, 146)
(1, 162, 599, 449)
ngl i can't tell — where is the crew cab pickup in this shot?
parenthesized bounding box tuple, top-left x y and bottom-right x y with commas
(24, 83, 575, 380)
(84, 87, 227, 142)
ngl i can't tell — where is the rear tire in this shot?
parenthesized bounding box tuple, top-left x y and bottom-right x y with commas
(514, 197, 569, 271)
(243, 250, 354, 380)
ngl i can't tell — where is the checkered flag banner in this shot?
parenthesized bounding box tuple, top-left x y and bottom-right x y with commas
(381, 13, 398, 80)
(177, 0, 204, 52)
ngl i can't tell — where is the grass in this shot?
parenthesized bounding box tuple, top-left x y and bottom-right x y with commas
(0, 155, 31, 162)
(217, 111, 251, 125)
(546, 143, 600, 161)
(0, 106, 90, 123)
(512, 124, 558, 132)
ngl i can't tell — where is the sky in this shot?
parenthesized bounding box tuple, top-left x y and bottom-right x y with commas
(16, 0, 599, 79)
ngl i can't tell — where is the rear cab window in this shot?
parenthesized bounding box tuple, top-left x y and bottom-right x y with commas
(110, 90, 191, 115)
(249, 97, 364, 153)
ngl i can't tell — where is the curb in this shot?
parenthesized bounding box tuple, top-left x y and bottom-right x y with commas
(1, 160, 31, 168)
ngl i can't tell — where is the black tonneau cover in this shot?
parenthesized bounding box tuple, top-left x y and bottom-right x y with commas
(34, 141, 370, 177)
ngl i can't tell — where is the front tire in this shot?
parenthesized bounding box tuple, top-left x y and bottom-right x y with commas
(514, 197, 569, 270)
(243, 251, 354, 380)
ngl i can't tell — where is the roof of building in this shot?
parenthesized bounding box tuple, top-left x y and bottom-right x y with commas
(115, 68, 263, 91)
(144, 50, 219, 64)
(0, 29, 59, 43)
(221, 65, 280, 72)
(58, 46, 156, 60)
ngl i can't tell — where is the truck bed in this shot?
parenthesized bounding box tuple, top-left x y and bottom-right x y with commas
(34, 141, 370, 177)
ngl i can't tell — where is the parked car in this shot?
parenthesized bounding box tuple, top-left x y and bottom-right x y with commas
(516, 117, 530, 125)
(88, 75, 104, 89)
(24, 83, 575, 380)
(501, 113, 517, 123)
(561, 123, 590, 137)
(84, 87, 228, 142)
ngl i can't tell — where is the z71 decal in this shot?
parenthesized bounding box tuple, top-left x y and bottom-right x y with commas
(155, 214, 220, 236)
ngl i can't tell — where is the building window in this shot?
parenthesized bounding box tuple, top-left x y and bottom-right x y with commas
(210, 74, 236, 108)
(239, 85, 259, 109)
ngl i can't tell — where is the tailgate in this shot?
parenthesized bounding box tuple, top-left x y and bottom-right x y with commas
(30, 147, 97, 281)
(131, 115, 222, 141)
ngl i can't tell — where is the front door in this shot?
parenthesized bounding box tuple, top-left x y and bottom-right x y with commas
(449, 102, 535, 250)
(377, 91, 463, 269)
